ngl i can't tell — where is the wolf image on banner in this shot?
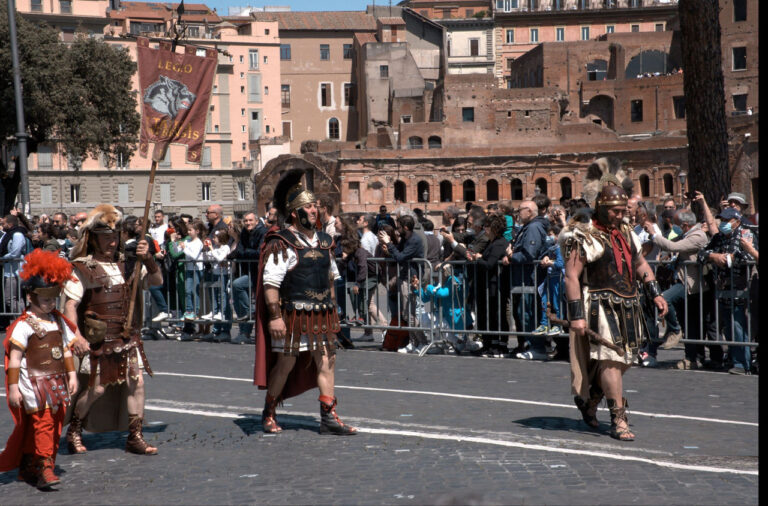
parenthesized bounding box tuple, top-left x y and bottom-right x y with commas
(143, 75, 196, 120)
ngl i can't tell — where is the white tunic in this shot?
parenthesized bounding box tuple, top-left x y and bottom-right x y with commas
(8, 316, 76, 413)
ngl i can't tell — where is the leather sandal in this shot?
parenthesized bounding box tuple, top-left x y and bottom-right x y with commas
(66, 415, 87, 454)
(262, 394, 283, 433)
(607, 398, 635, 441)
(125, 415, 158, 455)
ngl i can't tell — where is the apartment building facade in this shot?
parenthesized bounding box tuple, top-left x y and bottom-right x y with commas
(493, 0, 679, 87)
(19, 1, 285, 218)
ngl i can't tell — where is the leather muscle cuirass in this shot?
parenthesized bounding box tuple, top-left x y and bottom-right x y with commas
(74, 261, 139, 339)
(25, 328, 67, 378)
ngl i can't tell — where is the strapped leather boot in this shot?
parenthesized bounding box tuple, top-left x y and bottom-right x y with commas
(262, 394, 283, 433)
(607, 397, 634, 441)
(35, 456, 60, 490)
(125, 415, 158, 455)
(17, 454, 36, 483)
(574, 385, 603, 429)
(318, 395, 357, 435)
(66, 414, 87, 454)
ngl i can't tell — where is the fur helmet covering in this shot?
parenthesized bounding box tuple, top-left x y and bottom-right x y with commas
(69, 204, 123, 260)
(582, 157, 633, 206)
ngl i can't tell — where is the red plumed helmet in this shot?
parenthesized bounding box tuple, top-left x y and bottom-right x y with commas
(19, 249, 75, 297)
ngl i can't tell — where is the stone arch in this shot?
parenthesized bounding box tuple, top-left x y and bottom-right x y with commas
(583, 94, 614, 129)
(560, 177, 572, 200)
(586, 59, 608, 81)
(535, 177, 548, 196)
(408, 136, 424, 149)
(254, 153, 340, 214)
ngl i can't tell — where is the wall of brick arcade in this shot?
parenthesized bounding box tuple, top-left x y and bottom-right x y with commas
(336, 140, 688, 215)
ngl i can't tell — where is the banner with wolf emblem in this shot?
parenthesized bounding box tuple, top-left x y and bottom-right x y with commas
(136, 36, 217, 163)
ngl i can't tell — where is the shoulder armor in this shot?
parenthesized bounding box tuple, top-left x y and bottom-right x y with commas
(558, 221, 605, 262)
(316, 231, 334, 250)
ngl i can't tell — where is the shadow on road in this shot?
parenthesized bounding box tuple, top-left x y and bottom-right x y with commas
(513, 416, 607, 436)
(234, 414, 319, 436)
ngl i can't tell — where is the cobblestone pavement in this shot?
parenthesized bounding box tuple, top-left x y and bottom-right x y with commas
(0, 337, 758, 505)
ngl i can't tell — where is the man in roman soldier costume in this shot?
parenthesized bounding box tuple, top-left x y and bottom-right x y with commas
(0, 249, 78, 489)
(253, 169, 356, 435)
(560, 158, 667, 441)
(62, 204, 163, 455)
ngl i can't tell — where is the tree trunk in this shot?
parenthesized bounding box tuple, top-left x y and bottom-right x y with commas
(678, 0, 730, 205)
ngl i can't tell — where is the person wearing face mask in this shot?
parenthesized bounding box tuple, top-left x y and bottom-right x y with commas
(698, 207, 757, 375)
(645, 210, 712, 368)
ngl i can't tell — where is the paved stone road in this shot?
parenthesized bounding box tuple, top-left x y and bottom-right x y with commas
(0, 337, 758, 504)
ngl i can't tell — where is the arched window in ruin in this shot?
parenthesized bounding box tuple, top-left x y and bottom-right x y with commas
(417, 180, 430, 202)
(639, 174, 650, 197)
(428, 136, 442, 149)
(463, 180, 476, 202)
(328, 117, 340, 139)
(535, 177, 548, 196)
(663, 173, 674, 195)
(510, 178, 523, 201)
(408, 136, 423, 149)
(486, 179, 499, 201)
(394, 180, 407, 202)
(560, 177, 572, 200)
(625, 50, 679, 79)
(440, 180, 453, 202)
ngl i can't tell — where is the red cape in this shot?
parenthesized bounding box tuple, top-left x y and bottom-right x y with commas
(253, 227, 318, 400)
(0, 310, 77, 472)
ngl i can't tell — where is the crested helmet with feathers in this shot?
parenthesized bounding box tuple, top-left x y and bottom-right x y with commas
(20, 249, 76, 298)
(273, 168, 316, 219)
(69, 203, 123, 260)
(582, 156, 633, 207)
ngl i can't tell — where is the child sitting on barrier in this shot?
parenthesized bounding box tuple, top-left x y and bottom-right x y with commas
(411, 263, 471, 355)
(534, 223, 565, 338)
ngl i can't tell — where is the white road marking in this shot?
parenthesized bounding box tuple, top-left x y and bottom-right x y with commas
(150, 371, 759, 427)
(140, 400, 757, 477)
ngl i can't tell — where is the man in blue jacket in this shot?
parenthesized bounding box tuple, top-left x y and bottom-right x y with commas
(503, 200, 549, 359)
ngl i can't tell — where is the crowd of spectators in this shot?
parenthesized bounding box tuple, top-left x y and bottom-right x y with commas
(0, 189, 758, 374)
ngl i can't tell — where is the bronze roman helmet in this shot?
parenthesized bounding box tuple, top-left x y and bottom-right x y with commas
(582, 157, 632, 225)
(274, 169, 316, 227)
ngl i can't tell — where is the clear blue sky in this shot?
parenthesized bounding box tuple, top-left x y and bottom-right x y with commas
(203, 0, 378, 14)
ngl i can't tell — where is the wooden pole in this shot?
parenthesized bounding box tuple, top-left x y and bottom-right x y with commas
(123, 156, 161, 335)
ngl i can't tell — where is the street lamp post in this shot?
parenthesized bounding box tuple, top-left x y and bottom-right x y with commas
(678, 170, 688, 208)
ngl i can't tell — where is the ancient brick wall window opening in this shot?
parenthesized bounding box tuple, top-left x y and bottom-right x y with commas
(428, 136, 442, 149)
(417, 181, 430, 202)
(732, 47, 747, 71)
(663, 174, 674, 196)
(630, 100, 643, 122)
(394, 180, 407, 202)
(586, 60, 607, 81)
(408, 136, 424, 149)
(673, 96, 686, 119)
(625, 50, 678, 78)
(510, 178, 523, 201)
(733, 0, 747, 22)
(486, 179, 499, 201)
(440, 180, 453, 202)
(462, 107, 475, 122)
(535, 178, 547, 196)
(463, 180, 476, 202)
(639, 175, 650, 197)
(560, 178, 572, 200)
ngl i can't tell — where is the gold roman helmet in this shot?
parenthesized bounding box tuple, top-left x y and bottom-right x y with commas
(286, 180, 316, 213)
(274, 168, 316, 219)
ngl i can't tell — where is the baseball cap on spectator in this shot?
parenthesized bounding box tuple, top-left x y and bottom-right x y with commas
(726, 192, 748, 207)
(716, 207, 742, 221)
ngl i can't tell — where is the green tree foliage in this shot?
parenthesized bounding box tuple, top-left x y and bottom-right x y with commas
(0, 3, 139, 211)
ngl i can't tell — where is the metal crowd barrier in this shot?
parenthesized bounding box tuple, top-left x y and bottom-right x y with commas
(0, 255, 758, 365)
